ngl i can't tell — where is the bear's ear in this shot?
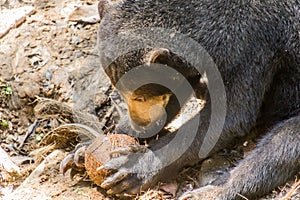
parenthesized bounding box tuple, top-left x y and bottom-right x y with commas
(144, 48, 171, 65)
(98, 0, 111, 19)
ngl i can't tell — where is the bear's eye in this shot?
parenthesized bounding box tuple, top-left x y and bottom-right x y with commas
(134, 96, 146, 102)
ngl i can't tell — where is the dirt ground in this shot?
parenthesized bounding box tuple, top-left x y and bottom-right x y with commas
(0, 1, 299, 200)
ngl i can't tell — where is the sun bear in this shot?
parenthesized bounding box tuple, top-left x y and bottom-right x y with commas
(91, 0, 300, 199)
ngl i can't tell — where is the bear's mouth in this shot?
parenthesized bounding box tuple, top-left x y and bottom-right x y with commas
(130, 95, 204, 139)
(124, 96, 203, 141)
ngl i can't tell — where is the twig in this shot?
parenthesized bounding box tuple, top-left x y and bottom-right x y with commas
(236, 193, 248, 200)
(281, 179, 300, 200)
(109, 96, 125, 119)
(18, 119, 39, 148)
(99, 105, 116, 130)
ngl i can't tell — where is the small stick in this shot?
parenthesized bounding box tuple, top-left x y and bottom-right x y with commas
(281, 179, 300, 200)
(18, 119, 39, 148)
(109, 96, 125, 119)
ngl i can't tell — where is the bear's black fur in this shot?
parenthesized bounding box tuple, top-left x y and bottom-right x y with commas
(97, 0, 300, 199)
